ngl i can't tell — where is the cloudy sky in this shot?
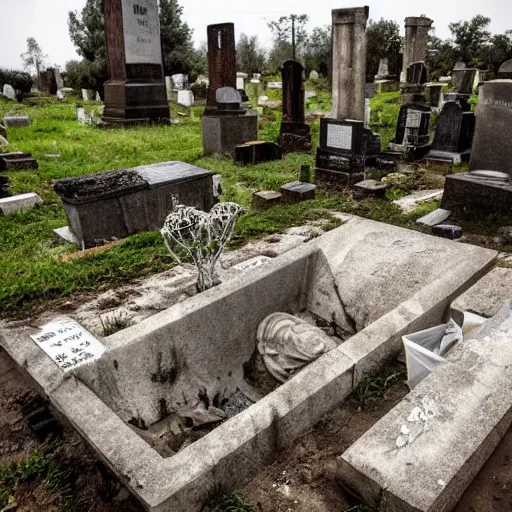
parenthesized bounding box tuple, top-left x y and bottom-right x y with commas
(0, 0, 510, 70)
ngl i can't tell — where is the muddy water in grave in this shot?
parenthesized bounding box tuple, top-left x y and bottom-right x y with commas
(130, 310, 347, 458)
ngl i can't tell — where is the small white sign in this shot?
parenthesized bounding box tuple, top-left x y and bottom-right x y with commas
(30, 317, 105, 372)
(122, 0, 163, 65)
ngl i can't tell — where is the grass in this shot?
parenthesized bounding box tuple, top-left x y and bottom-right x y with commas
(99, 312, 133, 336)
(0, 441, 73, 509)
(0, 92, 505, 317)
(355, 370, 406, 408)
(203, 490, 254, 512)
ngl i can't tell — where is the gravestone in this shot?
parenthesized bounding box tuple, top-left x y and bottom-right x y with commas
(54, 68, 64, 90)
(81, 89, 89, 101)
(177, 90, 194, 107)
(401, 16, 433, 82)
(279, 60, 311, 153)
(309, 70, 319, 81)
(442, 62, 512, 216)
(498, 59, 512, 79)
(426, 83, 445, 110)
(425, 101, 475, 164)
(2, 84, 15, 100)
(101, 0, 170, 125)
(452, 68, 477, 95)
(400, 61, 428, 104)
(205, 23, 237, 111)
(234, 141, 282, 165)
(315, 7, 369, 186)
(236, 72, 248, 90)
(0, 152, 38, 171)
(202, 24, 257, 156)
(0, 193, 43, 215)
(171, 74, 187, 91)
(54, 161, 215, 248)
(2, 116, 31, 128)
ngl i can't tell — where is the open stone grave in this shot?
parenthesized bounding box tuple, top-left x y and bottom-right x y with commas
(0, 216, 496, 511)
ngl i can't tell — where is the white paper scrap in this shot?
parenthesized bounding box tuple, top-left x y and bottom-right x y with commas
(30, 317, 105, 372)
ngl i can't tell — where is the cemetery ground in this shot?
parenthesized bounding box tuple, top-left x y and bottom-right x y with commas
(1, 93, 512, 511)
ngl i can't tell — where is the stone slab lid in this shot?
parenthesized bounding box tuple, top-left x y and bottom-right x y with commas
(133, 161, 214, 189)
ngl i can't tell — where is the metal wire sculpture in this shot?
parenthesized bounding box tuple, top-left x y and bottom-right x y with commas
(161, 202, 244, 292)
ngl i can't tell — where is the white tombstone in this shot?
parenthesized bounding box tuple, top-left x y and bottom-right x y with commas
(305, 90, 317, 100)
(171, 73, 186, 91)
(177, 90, 194, 107)
(95, 91, 101, 101)
(250, 73, 261, 84)
(267, 82, 282, 89)
(364, 98, 371, 129)
(54, 68, 64, 90)
(165, 76, 172, 100)
(2, 84, 15, 100)
(258, 95, 269, 106)
(309, 70, 319, 80)
(77, 107, 87, 123)
(56, 90, 64, 100)
(236, 72, 248, 90)
(81, 89, 89, 101)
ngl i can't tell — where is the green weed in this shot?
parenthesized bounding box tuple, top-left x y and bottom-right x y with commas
(100, 312, 133, 337)
(355, 370, 405, 408)
(203, 490, 254, 512)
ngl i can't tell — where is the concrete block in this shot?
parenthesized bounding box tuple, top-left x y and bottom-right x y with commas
(451, 267, 512, 323)
(0, 192, 43, 215)
(280, 181, 317, 203)
(338, 302, 512, 512)
(252, 190, 282, 210)
(202, 114, 258, 156)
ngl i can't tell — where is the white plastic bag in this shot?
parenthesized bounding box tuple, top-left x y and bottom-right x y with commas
(403, 319, 462, 389)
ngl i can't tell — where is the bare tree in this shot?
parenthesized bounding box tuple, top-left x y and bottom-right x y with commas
(21, 38, 47, 88)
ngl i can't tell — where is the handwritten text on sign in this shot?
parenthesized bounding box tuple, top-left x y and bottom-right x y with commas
(30, 317, 105, 372)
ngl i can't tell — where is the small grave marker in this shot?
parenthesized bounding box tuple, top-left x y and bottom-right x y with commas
(30, 317, 105, 372)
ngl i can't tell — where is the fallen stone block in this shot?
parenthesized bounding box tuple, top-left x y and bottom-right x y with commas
(450, 267, 512, 323)
(338, 301, 512, 512)
(431, 224, 463, 240)
(280, 181, 317, 203)
(2, 116, 31, 128)
(0, 152, 38, 171)
(416, 208, 451, 226)
(354, 179, 388, 198)
(0, 192, 43, 215)
(252, 190, 282, 210)
(234, 140, 282, 165)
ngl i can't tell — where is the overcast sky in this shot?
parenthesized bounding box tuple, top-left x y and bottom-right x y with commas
(0, 0, 510, 70)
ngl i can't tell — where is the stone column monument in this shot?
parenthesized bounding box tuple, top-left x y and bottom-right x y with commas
(279, 60, 311, 153)
(331, 7, 369, 121)
(315, 6, 369, 186)
(102, 0, 170, 125)
(205, 23, 237, 112)
(401, 16, 433, 82)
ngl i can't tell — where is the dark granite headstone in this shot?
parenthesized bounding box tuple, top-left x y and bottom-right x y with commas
(426, 102, 475, 163)
(101, 0, 170, 125)
(393, 104, 431, 145)
(315, 119, 365, 184)
(279, 60, 311, 153)
(280, 181, 317, 203)
(234, 141, 282, 165)
(406, 62, 428, 85)
(0, 152, 38, 171)
(206, 23, 237, 110)
(452, 68, 477, 95)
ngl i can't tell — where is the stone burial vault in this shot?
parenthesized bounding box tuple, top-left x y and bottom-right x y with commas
(0, 217, 496, 511)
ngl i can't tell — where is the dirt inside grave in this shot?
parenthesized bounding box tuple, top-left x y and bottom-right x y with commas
(3, 347, 512, 511)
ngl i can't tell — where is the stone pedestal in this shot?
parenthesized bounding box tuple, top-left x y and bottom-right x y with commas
(331, 7, 369, 121)
(442, 171, 512, 217)
(401, 16, 433, 81)
(54, 162, 214, 248)
(202, 115, 258, 157)
(102, 0, 170, 125)
(425, 101, 475, 165)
